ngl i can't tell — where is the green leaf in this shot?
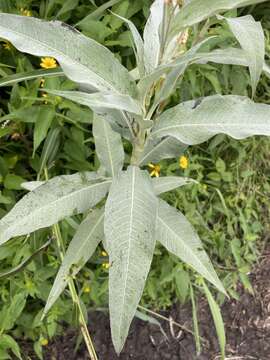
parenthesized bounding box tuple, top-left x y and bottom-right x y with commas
(0, 335, 22, 359)
(44, 208, 104, 315)
(55, 0, 79, 18)
(143, 0, 165, 73)
(0, 173, 111, 245)
(190, 284, 201, 355)
(33, 106, 55, 154)
(139, 137, 187, 165)
(224, 15, 265, 96)
(4, 174, 25, 190)
(45, 89, 141, 115)
(0, 68, 64, 87)
(0, 14, 136, 95)
(172, 0, 268, 33)
(76, 0, 122, 25)
(151, 95, 270, 145)
(38, 127, 61, 175)
(152, 176, 196, 195)
(202, 280, 226, 359)
(104, 166, 158, 354)
(93, 115, 124, 177)
(156, 199, 225, 294)
(0, 293, 26, 331)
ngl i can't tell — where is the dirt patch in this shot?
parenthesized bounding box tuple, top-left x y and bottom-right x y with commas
(22, 251, 270, 360)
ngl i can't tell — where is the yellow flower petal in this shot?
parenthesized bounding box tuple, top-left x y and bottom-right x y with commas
(40, 338, 48, 346)
(83, 286, 91, 293)
(148, 163, 161, 177)
(179, 156, 188, 169)
(40, 57, 58, 69)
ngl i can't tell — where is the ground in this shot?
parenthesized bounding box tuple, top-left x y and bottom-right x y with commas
(21, 249, 270, 360)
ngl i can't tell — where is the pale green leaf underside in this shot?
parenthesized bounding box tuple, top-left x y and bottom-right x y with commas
(21, 181, 45, 191)
(157, 200, 225, 294)
(0, 13, 135, 95)
(194, 47, 270, 78)
(224, 15, 265, 96)
(151, 95, 270, 145)
(45, 89, 142, 115)
(93, 115, 124, 177)
(44, 208, 105, 315)
(143, 0, 164, 74)
(152, 176, 196, 195)
(172, 0, 268, 33)
(0, 173, 111, 245)
(104, 166, 158, 354)
(113, 13, 145, 77)
(139, 137, 187, 166)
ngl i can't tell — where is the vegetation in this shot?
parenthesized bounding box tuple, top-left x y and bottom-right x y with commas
(0, 1, 270, 359)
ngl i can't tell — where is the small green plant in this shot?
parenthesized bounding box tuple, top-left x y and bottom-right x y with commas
(0, 0, 270, 358)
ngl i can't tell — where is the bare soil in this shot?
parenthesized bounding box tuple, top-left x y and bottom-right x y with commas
(22, 250, 270, 360)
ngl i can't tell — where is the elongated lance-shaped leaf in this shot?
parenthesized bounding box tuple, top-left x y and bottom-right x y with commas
(143, 0, 165, 74)
(152, 176, 196, 195)
(139, 137, 187, 166)
(157, 200, 225, 294)
(194, 48, 270, 78)
(202, 280, 226, 359)
(44, 208, 105, 315)
(171, 0, 268, 34)
(0, 173, 111, 245)
(104, 166, 158, 354)
(0, 68, 64, 87)
(45, 89, 142, 115)
(0, 14, 136, 95)
(151, 95, 270, 145)
(151, 37, 216, 111)
(93, 114, 124, 177)
(223, 15, 265, 96)
(112, 13, 145, 77)
(138, 37, 216, 104)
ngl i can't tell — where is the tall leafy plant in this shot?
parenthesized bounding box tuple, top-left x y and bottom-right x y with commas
(0, 0, 270, 356)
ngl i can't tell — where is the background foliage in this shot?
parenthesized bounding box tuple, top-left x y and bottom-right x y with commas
(0, 0, 270, 358)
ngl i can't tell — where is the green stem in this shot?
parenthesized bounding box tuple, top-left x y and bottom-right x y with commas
(44, 168, 98, 360)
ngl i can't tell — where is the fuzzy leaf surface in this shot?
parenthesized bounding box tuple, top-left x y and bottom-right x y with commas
(0, 173, 111, 245)
(151, 95, 270, 145)
(93, 115, 124, 177)
(104, 166, 158, 354)
(157, 200, 225, 294)
(0, 13, 136, 94)
(44, 208, 105, 315)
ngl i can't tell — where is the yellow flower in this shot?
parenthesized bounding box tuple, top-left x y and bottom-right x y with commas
(179, 156, 188, 169)
(102, 263, 110, 270)
(40, 338, 48, 346)
(40, 57, 58, 69)
(41, 92, 48, 104)
(148, 163, 161, 177)
(20, 8, 32, 17)
(101, 251, 108, 257)
(3, 41, 12, 50)
(83, 285, 91, 293)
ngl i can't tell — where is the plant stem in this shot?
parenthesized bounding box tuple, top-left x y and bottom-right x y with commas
(44, 168, 98, 360)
